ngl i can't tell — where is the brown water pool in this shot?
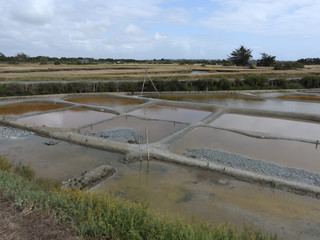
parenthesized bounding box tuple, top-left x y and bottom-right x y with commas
(210, 113, 320, 140)
(158, 93, 320, 115)
(65, 96, 145, 108)
(0, 102, 67, 116)
(129, 105, 212, 123)
(80, 116, 188, 143)
(0, 135, 123, 180)
(18, 107, 116, 128)
(276, 94, 320, 102)
(170, 127, 320, 173)
(93, 159, 320, 240)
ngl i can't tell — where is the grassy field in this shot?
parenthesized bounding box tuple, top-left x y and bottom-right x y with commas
(0, 63, 320, 81)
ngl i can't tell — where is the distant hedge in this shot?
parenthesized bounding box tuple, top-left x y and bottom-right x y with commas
(0, 75, 312, 97)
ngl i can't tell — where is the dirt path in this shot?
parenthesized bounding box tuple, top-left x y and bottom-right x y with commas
(0, 193, 77, 240)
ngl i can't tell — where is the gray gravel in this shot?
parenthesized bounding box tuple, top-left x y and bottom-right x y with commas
(0, 125, 33, 138)
(185, 148, 320, 187)
(86, 128, 144, 143)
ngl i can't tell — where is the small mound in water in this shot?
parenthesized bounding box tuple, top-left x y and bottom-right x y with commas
(184, 148, 320, 187)
(62, 165, 116, 190)
(0, 126, 33, 138)
(87, 128, 144, 143)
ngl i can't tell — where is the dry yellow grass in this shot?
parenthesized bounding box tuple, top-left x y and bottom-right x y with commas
(0, 63, 320, 81)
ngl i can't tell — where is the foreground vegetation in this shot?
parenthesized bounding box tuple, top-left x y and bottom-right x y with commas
(0, 157, 277, 240)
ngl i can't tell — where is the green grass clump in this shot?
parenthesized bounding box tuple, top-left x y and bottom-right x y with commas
(0, 156, 277, 240)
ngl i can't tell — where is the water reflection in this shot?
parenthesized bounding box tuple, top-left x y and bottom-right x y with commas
(170, 127, 320, 173)
(160, 94, 320, 115)
(93, 159, 320, 240)
(210, 113, 320, 140)
(18, 108, 116, 128)
(129, 105, 212, 123)
(0, 135, 123, 180)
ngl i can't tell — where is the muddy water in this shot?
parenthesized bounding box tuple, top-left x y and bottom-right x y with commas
(0, 135, 123, 180)
(92, 160, 320, 240)
(80, 116, 187, 143)
(18, 107, 116, 128)
(0, 102, 67, 116)
(65, 97, 145, 108)
(276, 94, 320, 102)
(129, 105, 212, 123)
(170, 127, 320, 173)
(160, 94, 320, 115)
(210, 113, 320, 140)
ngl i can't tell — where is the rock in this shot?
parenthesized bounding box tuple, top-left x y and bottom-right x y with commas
(62, 165, 116, 190)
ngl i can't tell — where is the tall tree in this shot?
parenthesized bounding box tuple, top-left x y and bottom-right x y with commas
(257, 53, 276, 66)
(15, 52, 29, 63)
(228, 45, 252, 66)
(0, 52, 5, 61)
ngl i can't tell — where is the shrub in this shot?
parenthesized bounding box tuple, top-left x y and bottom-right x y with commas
(300, 75, 320, 88)
(243, 75, 268, 87)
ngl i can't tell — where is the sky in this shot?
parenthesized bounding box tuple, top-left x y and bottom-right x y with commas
(0, 0, 320, 60)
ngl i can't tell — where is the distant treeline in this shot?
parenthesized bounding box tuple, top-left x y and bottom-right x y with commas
(0, 52, 233, 65)
(1, 75, 319, 97)
(297, 58, 320, 65)
(1, 52, 318, 66)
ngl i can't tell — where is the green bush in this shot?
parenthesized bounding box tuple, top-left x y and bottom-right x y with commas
(243, 75, 268, 87)
(300, 75, 320, 88)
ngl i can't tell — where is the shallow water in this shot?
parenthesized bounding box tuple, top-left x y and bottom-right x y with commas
(65, 96, 145, 108)
(0, 135, 123, 180)
(0, 102, 67, 116)
(0, 131, 319, 239)
(160, 94, 320, 115)
(276, 94, 320, 102)
(170, 127, 320, 173)
(80, 116, 187, 143)
(210, 113, 320, 141)
(18, 107, 116, 128)
(129, 105, 212, 123)
(93, 159, 320, 240)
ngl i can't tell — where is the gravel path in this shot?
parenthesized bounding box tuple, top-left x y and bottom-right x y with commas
(0, 126, 33, 138)
(185, 148, 320, 187)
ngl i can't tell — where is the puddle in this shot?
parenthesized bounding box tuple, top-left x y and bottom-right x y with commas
(65, 96, 145, 108)
(0, 134, 123, 180)
(210, 113, 320, 140)
(159, 94, 320, 115)
(170, 127, 320, 173)
(276, 94, 320, 102)
(129, 105, 212, 123)
(190, 70, 209, 74)
(92, 159, 320, 240)
(0, 102, 67, 116)
(18, 107, 116, 128)
(80, 116, 187, 143)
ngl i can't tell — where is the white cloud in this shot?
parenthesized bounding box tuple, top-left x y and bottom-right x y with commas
(154, 32, 168, 40)
(10, 0, 55, 25)
(203, 0, 320, 37)
(124, 24, 144, 35)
